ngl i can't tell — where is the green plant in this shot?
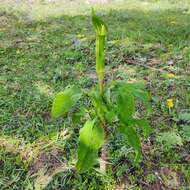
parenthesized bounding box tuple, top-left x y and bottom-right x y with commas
(157, 131, 183, 148)
(182, 125, 190, 141)
(51, 9, 151, 173)
(146, 173, 156, 184)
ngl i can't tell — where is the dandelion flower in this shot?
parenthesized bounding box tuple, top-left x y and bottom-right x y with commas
(167, 99, 174, 109)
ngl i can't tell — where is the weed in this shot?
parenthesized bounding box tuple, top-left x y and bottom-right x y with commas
(51, 10, 151, 173)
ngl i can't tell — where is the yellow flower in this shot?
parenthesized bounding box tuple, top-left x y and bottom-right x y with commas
(16, 49, 20, 54)
(167, 99, 174, 109)
(167, 73, 175, 79)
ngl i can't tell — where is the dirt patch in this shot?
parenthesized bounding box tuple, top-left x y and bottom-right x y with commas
(29, 150, 61, 175)
(29, 150, 73, 190)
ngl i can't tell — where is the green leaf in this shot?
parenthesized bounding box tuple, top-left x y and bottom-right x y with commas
(51, 86, 82, 118)
(76, 120, 104, 173)
(116, 82, 152, 114)
(182, 125, 190, 141)
(89, 90, 108, 121)
(105, 110, 116, 124)
(118, 124, 141, 164)
(116, 89, 135, 124)
(77, 147, 98, 173)
(72, 108, 87, 124)
(179, 113, 190, 122)
(133, 90, 151, 114)
(131, 119, 151, 138)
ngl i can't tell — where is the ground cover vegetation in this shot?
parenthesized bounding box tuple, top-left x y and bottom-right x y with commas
(0, 0, 190, 189)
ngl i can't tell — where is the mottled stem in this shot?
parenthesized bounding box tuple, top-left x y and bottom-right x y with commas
(100, 120, 108, 172)
(100, 125, 108, 172)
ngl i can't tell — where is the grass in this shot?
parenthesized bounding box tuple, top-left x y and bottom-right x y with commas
(0, 0, 190, 189)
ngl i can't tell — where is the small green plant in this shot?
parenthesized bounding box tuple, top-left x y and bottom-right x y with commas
(157, 131, 183, 148)
(51, 9, 151, 173)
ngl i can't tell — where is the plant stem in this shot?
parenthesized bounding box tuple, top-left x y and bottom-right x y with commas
(100, 122, 108, 172)
(96, 33, 107, 172)
(96, 35, 105, 95)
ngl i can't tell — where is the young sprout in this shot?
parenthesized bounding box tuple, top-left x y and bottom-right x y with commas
(51, 9, 151, 174)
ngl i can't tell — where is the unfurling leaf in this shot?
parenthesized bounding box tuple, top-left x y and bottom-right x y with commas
(51, 86, 82, 118)
(77, 120, 104, 173)
(92, 9, 108, 36)
(92, 9, 107, 94)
